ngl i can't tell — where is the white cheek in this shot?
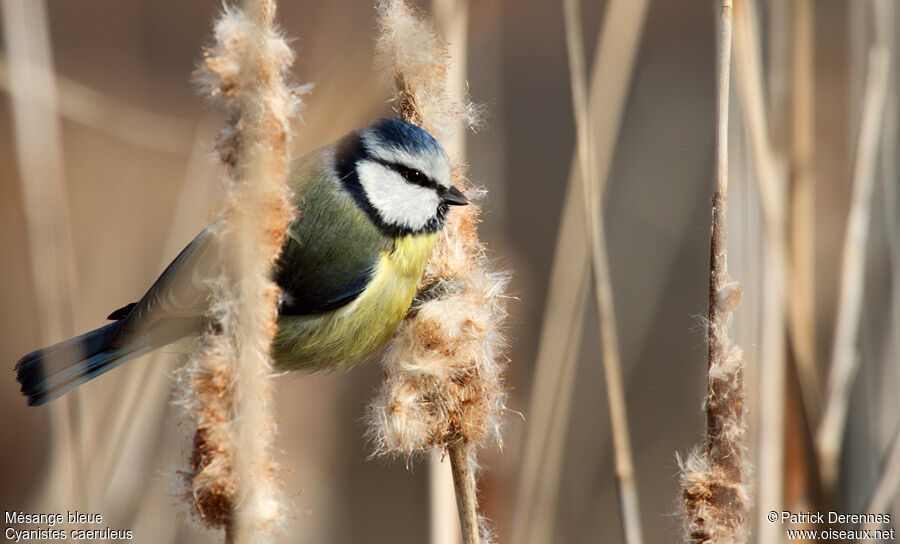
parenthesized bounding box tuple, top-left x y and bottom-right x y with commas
(357, 162, 440, 230)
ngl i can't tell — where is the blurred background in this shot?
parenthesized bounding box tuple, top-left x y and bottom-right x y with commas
(1, 0, 898, 543)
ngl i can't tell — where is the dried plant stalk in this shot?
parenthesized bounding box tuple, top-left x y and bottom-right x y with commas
(733, 1, 790, 538)
(178, 2, 298, 542)
(788, 0, 819, 419)
(1, 0, 87, 514)
(430, 1, 468, 543)
(365, 2, 507, 543)
(562, 0, 643, 542)
(0, 56, 195, 155)
(680, 2, 751, 543)
(816, 47, 890, 489)
(512, 2, 649, 542)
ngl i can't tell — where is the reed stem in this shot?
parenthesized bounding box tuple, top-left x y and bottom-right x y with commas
(562, 0, 643, 542)
(449, 444, 480, 544)
(512, 2, 649, 541)
(816, 46, 890, 488)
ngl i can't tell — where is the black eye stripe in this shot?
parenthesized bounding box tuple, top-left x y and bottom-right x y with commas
(370, 158, 440, 191)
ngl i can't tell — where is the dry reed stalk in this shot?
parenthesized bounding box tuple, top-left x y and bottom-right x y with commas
(679, 2, 751, 543)
(513, 181, 588, 544)
(816, 46, 890, 489)
(764, 0, 790, 150)
(364, 2, 506, 543)
(732, 0, 789, 291)
(788, 0, 820, 420)
(178, 2, 298, 541)
(562, 0, 643, 542)
(430, 1, 468, 543)
(1, 0, 87, 514)
(0, 55, 195, 155)
(780, 0, 822, 526)
(734, 1, 789, 538)
(734, 2, 808, 529)
(429, 448, 461, 544)
(511, 2, 649, 542)
(757, 225, 787, 542)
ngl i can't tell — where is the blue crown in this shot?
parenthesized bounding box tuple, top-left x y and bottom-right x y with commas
(368, 118, 444, 155)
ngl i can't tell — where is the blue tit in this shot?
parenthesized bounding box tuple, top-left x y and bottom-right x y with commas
(16, 118, 469, 406)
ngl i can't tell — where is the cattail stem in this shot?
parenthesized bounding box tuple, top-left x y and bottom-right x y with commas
(449, 444, 480, 544)
(230, 3, 288, 542)
(681, 2, 750, 543)
(706, 0, 736, 468)
(707, 0, 733, 332)
(706, 0, 737, 488)
(430, 2, 469, 541)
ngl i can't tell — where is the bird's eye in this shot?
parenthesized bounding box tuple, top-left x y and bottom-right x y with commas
(400, 167, 426, 185)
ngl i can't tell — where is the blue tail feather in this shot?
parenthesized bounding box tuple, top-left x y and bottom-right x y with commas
(15, 321, 141, 406)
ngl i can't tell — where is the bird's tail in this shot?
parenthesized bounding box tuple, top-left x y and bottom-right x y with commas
(15, 321, 152, 406)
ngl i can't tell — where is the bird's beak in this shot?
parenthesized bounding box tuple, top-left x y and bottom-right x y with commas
(443, 186, 469, 206)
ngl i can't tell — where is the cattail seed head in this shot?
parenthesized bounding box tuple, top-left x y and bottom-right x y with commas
(177, 4, 298, 540)
(366, 0, 508, 464)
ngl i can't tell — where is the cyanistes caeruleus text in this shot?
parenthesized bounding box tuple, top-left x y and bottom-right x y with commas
(16, 118, 468, 406)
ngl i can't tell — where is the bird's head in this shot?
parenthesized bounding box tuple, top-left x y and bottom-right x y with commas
(335, 118, 468, 236)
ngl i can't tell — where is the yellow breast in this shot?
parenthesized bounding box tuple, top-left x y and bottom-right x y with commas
(272, 231, 439, 372)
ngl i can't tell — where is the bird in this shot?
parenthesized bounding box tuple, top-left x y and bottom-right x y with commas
(15, 118, 468, 406)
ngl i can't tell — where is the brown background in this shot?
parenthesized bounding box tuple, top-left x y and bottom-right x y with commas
(1, 1, 897, 543)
